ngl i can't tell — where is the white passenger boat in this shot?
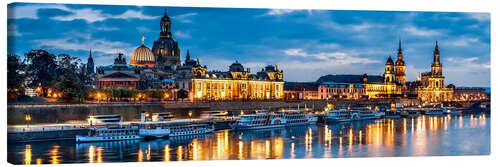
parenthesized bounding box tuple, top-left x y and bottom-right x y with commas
(76, 127, 142, 142)
(442, 107, 463, 115)
(231, 110, 317, 130)
(76, 114, 142, 142)
(132, 111, 214, 138)
(424, 109, 444, 115)
(324, 109, 383, 123)
(323, 109, 351, 123)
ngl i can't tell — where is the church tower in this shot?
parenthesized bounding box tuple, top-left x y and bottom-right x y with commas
(87, 49, 95, 75)
(384, 56, 395, 83)
(152, 9, 181, 71)
(429, 40, 444, 88)
(431, 40, 443, 77)
(395, 40, 406, 86)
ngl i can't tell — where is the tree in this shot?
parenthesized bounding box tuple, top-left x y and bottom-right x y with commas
(55, 69, 84, 102)
(177, 89, 189, 101)
(54, 54, 86, 102)
(7, 54, 26, 99)
(24, 50, 58, 97)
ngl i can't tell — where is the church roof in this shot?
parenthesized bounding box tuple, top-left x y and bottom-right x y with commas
(316, 74, 383, 83)
(284, 82, 319, 91)
(97, 72, 140, 81)
(386, 56, 394, 65)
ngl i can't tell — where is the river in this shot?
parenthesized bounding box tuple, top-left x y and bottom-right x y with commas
(7, 113, 490, 164)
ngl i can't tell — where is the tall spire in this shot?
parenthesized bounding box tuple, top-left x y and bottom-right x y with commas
(433, 40, 440, 64)
(164, 8, 167, 16)
(89, 48, 92, 58)
(186, 49, 190, 61)
(398, 39, 402, 52)
(434, 40, 439, 52)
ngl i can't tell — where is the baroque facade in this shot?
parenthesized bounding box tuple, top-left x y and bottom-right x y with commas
(416, 41, 453, 102)
(176, 55, 284, 101)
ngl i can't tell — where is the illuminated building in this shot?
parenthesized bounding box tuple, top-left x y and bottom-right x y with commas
(395, 40, 406, 88)
(284, 82, 319, 100)
(130, 36, 156, 68)
(95, 53, 142, 89)
(152, 9, 181, 71)
(318, 82, 366, 100)
(453, 87, 487, 101)
(416, 41, 453, 102)
(176, 54, 284, 101)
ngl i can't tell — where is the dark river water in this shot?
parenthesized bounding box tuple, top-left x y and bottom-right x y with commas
(8, 113, 490, 165)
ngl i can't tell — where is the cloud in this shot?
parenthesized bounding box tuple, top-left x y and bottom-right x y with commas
(52, 8, 159, 23)
(257, 9, 312, 17)
(7, 24, 22, 36)
(172, 12, 198, 23)
(466, 13, 490, 22)
(174, 31, 191, 39)
(442, 36, 479, 46)
(8, 4, 158, 23)
(8, 4, 69, 19)
(403, 26, 442, 37)
(284, 48, 379, 65)
(94, 26, 119, 31)
(32, 37, 133, 55)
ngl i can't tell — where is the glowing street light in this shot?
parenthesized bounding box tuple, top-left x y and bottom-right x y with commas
(25, 114, 32, 129)
(188, 111, 193, 120)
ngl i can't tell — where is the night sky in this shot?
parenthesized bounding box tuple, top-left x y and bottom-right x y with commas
(7, 3, 490, 87)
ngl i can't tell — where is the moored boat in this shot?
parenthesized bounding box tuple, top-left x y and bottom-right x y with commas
(424, 109, 443, 115)
(76, 127, 142, 142)
(231, 110, 317, 130)
(442, 107, 463, 115)
(323, 109, 383, 123)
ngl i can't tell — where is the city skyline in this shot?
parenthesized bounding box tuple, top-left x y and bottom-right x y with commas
(7, 3, 491, 87)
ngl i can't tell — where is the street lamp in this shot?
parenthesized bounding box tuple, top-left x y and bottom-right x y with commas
(25, 114, 32, 129)
(188, 111, 193, 120)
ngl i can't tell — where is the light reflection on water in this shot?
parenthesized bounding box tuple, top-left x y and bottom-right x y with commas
(9, 113, 490, 165)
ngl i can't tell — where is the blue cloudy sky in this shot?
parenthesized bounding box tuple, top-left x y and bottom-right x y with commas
(7, 3, 490, 87)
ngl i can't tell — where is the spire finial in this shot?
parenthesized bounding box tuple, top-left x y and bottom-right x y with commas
(141, 35, 145, 45)
(399, 39, 402, 51)
(164, 8, 167, 16)
(435, 40, 439, 51)
(89, 48, 92, 57)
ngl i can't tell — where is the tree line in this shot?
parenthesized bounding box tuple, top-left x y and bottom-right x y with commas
(8, 49, 90, 102)
(8, 49, 189, 103)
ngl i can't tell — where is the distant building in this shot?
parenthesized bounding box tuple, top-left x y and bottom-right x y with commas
(176, 55, 284, 101)
(318, 82, 366, 100)
(95, 53, 142, 89)
(284, 82, 319, 100)
(395, 40, 406, 89)
(152, 9, 181, 71)
(453, 87, 487, 101)
(416, 41, 453, 102)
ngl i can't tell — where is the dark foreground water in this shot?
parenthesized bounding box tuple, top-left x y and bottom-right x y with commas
(8, 113, 490, 165)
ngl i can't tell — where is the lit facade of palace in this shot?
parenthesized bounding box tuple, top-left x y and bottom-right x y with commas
(364, 56, 401, 99)
(318, 82, 366, 100)
(176, 55, 284, 101)
(416, 41, 453, 102)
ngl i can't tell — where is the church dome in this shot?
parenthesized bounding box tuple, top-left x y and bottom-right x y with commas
(131, 37, 155, 68)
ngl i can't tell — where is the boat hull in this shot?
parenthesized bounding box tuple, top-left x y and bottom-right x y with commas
(76, 135, 142, 143)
